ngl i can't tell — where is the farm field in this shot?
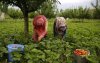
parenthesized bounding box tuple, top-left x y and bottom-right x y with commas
(0, 19, 100, 63)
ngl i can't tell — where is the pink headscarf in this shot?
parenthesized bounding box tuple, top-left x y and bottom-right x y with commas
(32, 15, 47, 42)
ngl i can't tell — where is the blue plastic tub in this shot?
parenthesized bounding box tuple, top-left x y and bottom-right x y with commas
(7, 44, 24, 62)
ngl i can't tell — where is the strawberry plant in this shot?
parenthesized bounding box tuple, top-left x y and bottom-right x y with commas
(0, 19, 100, 63)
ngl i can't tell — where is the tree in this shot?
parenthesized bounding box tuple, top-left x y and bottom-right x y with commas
(78, 7, 89, 19)
(58, 7, 92, 20)
(1, 0, 58, 37)
(91, 0, 100, 19)
(39, 0, 58, 18)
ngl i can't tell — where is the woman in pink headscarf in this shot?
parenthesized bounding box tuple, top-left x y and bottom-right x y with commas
(32, 15, 48, 42)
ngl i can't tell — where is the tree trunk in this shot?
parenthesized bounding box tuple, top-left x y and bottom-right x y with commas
(23, 12, 29, 38)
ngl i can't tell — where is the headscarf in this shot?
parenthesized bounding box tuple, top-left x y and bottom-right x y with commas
(32, 15, 47, 41)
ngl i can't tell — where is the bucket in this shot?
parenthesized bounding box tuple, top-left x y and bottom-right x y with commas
(73, 49, 90, 63)
(7, 44, 24, 62)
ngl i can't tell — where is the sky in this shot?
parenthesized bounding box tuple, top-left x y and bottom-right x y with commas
(58, 0, 95, 10)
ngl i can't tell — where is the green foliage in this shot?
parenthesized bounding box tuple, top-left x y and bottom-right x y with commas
(93, 9, 100, 19)
(7, 8, 23, 19)
(58, 7, 93, 19)
(28, 11, 39, 18)
(0, 2, 8, 13)
(38, 0, 57, 18)
(0, 19, 100, 63)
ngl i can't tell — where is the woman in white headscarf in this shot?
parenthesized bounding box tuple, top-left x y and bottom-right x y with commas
(53, 17, 67, 39)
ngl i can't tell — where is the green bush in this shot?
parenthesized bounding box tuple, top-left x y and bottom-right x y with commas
(7, 8, 23, 19)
